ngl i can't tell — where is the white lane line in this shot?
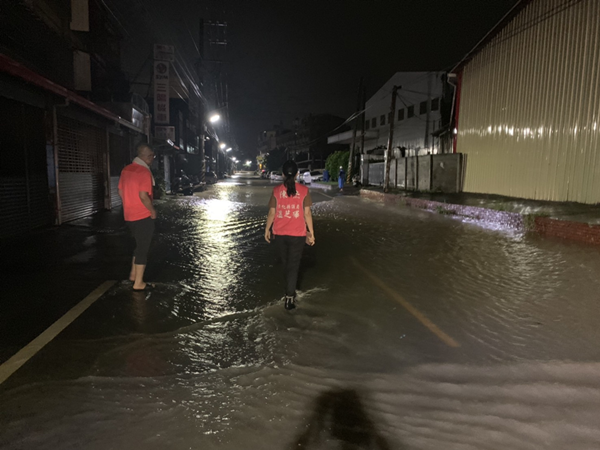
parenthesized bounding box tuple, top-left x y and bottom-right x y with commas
(315, 191, 334, 199)
(0, 280, 116, 385)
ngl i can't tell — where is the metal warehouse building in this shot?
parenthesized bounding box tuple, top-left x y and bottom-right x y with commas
(454, 0, 600, 204)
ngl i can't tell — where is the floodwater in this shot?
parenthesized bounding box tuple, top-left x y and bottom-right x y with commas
(3, 175, 600, 449)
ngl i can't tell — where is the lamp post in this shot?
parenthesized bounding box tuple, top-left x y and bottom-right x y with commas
(202, 106, 232, 179)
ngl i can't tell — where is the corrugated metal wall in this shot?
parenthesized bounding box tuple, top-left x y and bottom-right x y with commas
(457, 0, 600, 203)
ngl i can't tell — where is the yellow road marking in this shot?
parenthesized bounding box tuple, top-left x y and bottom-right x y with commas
(0, 280, 116, 385)
(351, 258, 460, 348)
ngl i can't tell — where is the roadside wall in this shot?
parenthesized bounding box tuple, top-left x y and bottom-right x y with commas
(360, 189, 524, 231)
(360, 189, 600, 247)
(363, 153, 462, 193)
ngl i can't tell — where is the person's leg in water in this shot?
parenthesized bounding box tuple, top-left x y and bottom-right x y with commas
(128, 217, 155, 290)
(275, 235, 305, 309)
(275, 235, 289, 303)
(129, 257, 136, 281)
(285, 236, 306, 305)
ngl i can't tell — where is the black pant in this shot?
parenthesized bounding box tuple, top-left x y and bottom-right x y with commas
(127, 217, 155, 265)
(274, 235, 306, 297)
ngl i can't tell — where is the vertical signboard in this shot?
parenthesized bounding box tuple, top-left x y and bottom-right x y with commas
(153, 61, 169, 124)
(153, 44, 175, 62)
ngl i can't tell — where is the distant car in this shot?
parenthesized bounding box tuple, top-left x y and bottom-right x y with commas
(270, 171, 283, 181)
(310, 170, 324, 182)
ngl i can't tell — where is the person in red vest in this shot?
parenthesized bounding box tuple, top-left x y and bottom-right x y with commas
(118, 143, 157, 291)
(264, 160, 315, 310)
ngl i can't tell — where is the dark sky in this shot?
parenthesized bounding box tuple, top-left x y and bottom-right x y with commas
(123, 0, 518, 159)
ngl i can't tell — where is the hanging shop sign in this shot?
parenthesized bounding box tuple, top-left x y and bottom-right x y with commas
(155, 126, 175, 142)
(153, 61, 170, 125)
(154, 44, 175, 62)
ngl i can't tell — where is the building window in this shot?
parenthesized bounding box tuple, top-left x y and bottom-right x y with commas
(431, 97, 440, 111)
(380, 115, 385, 126)
(365, 119, 370, 130)
(419, 101, 427, 115)
(398, 109, 405, 121)
(407, 105, 414, 118)
(371, 118, 377, 128)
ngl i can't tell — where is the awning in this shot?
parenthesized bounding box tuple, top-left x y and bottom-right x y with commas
(0, 53, 142, 132)
(152, 138, 181, 153)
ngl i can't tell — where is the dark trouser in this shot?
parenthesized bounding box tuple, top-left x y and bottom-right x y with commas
(274, 235, 306, 297)
(127, 217, 155, 265)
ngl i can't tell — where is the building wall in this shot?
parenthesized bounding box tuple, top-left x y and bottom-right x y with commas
(457, 0, 600, 203)
(364, 72, 444, 156)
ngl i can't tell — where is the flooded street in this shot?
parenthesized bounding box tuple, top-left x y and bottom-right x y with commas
(3, 174, 600, 449)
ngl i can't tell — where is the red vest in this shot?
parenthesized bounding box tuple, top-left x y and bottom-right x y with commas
(272, 183, 308, 237)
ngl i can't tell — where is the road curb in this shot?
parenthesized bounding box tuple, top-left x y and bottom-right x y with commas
(309, 182, 335, 191)
(359, 189, 600, 245)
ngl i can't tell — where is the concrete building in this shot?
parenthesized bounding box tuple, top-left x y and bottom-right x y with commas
(328, 72, 448, 160)
(0, 0, 149, 238)
(453, 0, 600, 204)
(366, 72, 446, 157)
(280, 114, 347, 170)
(328, 72, 463, 191)
(258, 115, 347, 171)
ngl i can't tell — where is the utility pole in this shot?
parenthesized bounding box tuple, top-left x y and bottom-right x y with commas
(359, 83, 367, 180)
(347, 77, 363, 183)
(384, 85, 399, 193)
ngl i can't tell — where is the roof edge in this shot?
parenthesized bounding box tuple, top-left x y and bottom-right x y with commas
(451, 0, 532, 73)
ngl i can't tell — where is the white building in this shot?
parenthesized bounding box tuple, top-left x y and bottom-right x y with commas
(328, 72, 446, 158)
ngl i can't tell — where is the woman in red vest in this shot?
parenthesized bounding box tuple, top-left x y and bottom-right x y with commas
(265, 160, 315, 310)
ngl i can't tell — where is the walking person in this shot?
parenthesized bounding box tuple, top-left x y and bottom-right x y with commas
(265, 160, 315, 310)
(338, 166, 346, 191)
(118, 143, 157, 291)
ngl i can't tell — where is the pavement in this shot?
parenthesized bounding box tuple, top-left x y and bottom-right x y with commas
(3, 174, 600, 449)
(0, 175, 338, 369)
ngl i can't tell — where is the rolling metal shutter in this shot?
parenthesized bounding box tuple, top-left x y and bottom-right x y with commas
(56, 115, 107, 223)
(0, 97, 51, 238)
(109, 132, 132, 208)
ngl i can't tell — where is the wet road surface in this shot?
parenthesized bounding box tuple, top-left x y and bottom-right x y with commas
(2, 174, 600, 449)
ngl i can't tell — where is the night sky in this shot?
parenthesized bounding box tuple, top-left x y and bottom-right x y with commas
(121, 0, 518, 160)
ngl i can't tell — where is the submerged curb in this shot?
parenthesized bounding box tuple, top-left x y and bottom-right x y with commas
(309, 182, 335, 191)
(360, 189, 600, 246)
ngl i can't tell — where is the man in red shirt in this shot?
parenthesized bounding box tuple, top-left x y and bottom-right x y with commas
(118, 143, 157, 291)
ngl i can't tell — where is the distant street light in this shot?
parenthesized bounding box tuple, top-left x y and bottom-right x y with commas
(219, 143, 226, 149)
(226, 147, 232, 152)
(209, 113, 221, 123)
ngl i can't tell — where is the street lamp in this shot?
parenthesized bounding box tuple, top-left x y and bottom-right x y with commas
(219, 143, 226, 149)
(209, 113, 221, 124)
(226, 147, 232, 152)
